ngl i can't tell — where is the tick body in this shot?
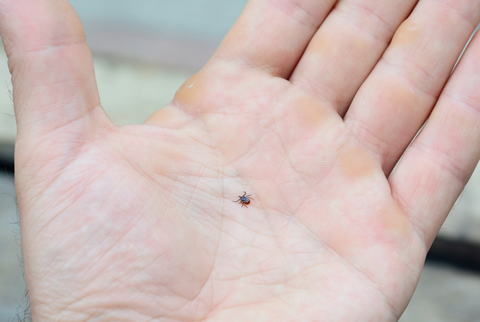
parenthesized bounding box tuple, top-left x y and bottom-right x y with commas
(233, 191, 254, 208)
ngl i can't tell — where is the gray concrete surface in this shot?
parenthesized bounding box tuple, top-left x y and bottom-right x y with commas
(72, 0, 247, 70)
(0, 173, 28, 321)
(400, 264, 480, 322)
(70, 0, 247, 44)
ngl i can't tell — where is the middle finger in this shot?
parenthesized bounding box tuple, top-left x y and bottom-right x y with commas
(290, 0, 418, 115)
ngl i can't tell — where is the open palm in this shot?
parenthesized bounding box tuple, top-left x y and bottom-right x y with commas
(2, 0, 480, 321)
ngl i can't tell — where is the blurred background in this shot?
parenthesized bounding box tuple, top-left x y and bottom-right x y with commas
(1, 1, 480, 321)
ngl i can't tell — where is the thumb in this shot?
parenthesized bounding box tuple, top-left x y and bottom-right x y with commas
(0, 0, 110, 151)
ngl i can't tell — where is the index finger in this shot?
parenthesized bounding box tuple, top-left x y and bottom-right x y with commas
(212, 0, 337, 78)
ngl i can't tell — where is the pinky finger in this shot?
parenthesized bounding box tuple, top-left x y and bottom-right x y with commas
(389, 28, 480, 247)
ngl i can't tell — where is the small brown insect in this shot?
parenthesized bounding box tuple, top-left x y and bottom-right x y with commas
(233, 191, 254, 208)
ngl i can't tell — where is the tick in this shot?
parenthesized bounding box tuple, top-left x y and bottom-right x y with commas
(233, 191, 254, 208)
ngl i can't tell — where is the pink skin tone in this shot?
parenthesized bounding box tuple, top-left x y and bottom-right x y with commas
(1, 0, 480, 321)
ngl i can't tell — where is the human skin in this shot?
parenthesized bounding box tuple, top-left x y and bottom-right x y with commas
(1, 0, 479, 321)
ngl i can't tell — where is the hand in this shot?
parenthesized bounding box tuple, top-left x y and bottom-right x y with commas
(1, 0, 479, 320)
